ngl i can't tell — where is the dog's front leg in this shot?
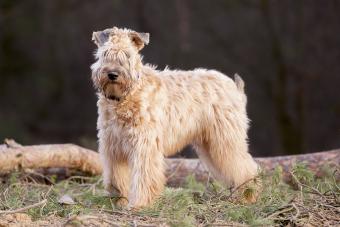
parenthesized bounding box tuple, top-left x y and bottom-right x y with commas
(110, 158, 130, 207)
(98, 141, 114, 193)
(128, 144, 166, 209)
(99, 139, 130, 207)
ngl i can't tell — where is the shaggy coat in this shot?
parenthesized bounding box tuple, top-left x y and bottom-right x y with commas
(91, 27, 259, 208)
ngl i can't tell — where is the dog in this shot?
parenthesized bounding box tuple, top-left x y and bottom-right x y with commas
(90, 27, 259, 209)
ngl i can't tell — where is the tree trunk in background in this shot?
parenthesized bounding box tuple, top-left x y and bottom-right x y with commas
(261, 0, 303, 155)
(176, 0, 191, 52)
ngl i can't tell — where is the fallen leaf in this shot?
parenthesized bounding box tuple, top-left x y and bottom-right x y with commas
(58, 194, 76, 205)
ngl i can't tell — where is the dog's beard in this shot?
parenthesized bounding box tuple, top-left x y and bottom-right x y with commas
(103, 83, 123, 101)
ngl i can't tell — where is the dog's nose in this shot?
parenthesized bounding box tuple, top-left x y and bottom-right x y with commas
(107, 73, 118, 81)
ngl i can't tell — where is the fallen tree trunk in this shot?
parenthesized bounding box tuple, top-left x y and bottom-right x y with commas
(0, 140, 101, 175)
(166, 150, 339, 185)
(0, 139, 339, 185)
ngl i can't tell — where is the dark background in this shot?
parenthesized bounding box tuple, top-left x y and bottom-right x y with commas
(1, 0, 339, 157)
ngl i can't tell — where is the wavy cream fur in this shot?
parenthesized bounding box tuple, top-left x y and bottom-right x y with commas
(91, 27, 259, 209)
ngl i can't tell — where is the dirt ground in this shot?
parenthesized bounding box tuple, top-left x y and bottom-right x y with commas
(0, 163, 339, 227)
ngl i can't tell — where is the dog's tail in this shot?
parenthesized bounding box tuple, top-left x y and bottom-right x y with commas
(234, 73, 245, 93)
(234, 73, 247, 104)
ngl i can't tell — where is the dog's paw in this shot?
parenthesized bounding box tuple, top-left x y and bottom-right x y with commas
(115, 197, 129, 208)
(229, 177, 262, 204)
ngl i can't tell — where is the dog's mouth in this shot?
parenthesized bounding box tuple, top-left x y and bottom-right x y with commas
(107, 95, 120, 101)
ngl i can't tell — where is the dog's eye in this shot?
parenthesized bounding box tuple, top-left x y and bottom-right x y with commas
(107, 73, 118, 80)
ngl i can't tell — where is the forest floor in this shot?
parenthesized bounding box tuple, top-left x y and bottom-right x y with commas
(0, 163, 339, 227)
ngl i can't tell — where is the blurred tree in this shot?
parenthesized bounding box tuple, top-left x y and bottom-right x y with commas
(0, 0, 339, 156)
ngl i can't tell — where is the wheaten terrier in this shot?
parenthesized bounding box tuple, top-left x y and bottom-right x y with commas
(91, 27, 259, 209)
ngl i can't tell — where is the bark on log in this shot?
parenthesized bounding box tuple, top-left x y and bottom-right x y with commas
(0, 140, 339, 185)
(0, 140, 101, 175)
(166, 150, 340, 186)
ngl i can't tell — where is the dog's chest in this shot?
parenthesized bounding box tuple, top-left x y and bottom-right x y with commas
(97, 97, 144, 127)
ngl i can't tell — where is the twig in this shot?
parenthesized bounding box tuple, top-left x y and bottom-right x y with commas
(40, 201, 47, 217)
(44, 185, 54, 199)
(266, 205, 294, 219)
(292, 202, 300, 220)
(100, 208, 130, 216)
(0, 199, 47, 215)
(204, 224, 248, 227)
(63, 215, 103, 226)
(24, 169, 55, 185)
(290, 171, 326, 198)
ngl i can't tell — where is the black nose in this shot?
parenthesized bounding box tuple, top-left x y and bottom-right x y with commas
(107, 73, 118, 81)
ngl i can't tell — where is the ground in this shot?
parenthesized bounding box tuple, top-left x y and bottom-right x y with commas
(0, 163, 339, 227)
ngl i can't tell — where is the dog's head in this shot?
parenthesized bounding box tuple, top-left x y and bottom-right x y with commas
(90, 27, 149, 100)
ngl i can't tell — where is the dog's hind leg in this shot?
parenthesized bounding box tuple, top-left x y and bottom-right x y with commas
(195, 140, 258, 188)
(195, 106, 259, 189)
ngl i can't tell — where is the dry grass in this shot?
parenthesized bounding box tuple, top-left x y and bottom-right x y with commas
(0, 163, 339, 226)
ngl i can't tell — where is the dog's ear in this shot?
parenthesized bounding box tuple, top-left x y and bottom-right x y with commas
(129, 32, 150, 51)
(92, 29, 111, 47)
